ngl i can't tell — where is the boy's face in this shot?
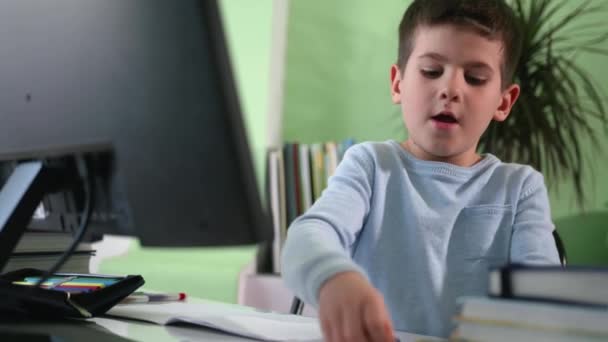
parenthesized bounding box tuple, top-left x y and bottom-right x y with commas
(390, 24, 520, 166)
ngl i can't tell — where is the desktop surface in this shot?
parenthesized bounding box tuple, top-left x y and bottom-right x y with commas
(0, 298, 445, 342)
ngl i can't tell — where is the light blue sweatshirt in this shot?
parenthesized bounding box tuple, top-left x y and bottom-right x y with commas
(281, 140, 560, 337)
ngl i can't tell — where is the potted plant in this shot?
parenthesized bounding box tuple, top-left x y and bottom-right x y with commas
(480, 0, 608, 206)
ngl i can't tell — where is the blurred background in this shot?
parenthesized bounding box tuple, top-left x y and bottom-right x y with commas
(98, 0, 608, 304)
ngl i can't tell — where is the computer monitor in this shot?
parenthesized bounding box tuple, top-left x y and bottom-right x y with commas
(0, 0, 272, 266)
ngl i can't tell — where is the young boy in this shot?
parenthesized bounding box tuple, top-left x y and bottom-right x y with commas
(282, 0, 560, 340)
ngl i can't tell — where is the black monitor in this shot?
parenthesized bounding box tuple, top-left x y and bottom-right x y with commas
(0, 0, 272, 271)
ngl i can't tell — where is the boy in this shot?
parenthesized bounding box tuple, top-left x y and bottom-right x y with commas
(282, 0, 560, 340)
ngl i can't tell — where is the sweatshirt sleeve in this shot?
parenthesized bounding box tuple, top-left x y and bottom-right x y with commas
(510, 170, 560, 265)
(281, 144, 374, 307)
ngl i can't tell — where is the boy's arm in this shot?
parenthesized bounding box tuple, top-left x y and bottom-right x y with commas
(281, 144, 374, 307)
(510, 170, 560, 265)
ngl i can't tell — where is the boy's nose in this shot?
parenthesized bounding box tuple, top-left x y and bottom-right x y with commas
(440, 89, 458, 100)
(439, 87, 461, 102)
(438, 74, 463, 102)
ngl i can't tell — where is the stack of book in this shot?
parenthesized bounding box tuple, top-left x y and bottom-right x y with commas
(452, 265, 608, 341)
(3, 230, 94, 274)
(265, 139, 356, 274)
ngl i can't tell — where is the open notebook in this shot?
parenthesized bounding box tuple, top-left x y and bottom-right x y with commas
(106, 301, 323, 341)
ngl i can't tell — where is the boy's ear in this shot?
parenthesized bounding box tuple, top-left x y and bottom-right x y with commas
(493, 84, 521, 122)
(390, 64, 402, 104)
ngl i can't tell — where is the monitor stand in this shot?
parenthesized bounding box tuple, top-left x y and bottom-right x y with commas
(0, 161, 77, 273)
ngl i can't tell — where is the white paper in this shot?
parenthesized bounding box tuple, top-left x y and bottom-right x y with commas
(107, 302, 322, 341)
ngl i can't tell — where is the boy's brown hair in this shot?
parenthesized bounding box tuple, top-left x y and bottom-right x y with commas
(397, 0, 522, 88)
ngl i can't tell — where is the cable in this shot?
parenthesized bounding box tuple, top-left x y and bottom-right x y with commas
(35, 156, 94, 288)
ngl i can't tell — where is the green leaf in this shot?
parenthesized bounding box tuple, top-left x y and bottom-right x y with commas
(483, 0, 608, 207)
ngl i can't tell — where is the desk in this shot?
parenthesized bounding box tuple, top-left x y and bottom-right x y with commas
(0, 298, 445, 341)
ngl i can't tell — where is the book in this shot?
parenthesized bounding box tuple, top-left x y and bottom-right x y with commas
(277, 151, 287, 243)
(298, 144, 312, 213)
(337, 138, 355, 161)
(324, 141, 338, 179)
(456, 296, 608, 336)
(107, 301, 322, 342)
(488, 264, 608, 306)
(283, 143, 297, 224)
(3, 231, 95, 274)
(267, 149, 282, 274)
(14, 231, 93, 253)
(455, 319, 608, 342)
(3, 251, 93, 274)
(291, 143, 302, 216)
(309, 143, 325, 201)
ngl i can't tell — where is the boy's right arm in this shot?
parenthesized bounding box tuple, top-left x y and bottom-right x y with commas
(281, 145, 373, 307)
(280, 145, 394, 341)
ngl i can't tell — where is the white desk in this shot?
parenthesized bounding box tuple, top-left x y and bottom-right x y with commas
(0, 298, 445, 341)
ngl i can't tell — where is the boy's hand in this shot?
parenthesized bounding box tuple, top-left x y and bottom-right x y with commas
(318, 271, 394, 342)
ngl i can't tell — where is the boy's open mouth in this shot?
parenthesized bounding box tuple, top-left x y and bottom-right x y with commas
(431, 113, 458, 124)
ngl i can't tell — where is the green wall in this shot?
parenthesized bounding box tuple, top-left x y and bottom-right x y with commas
(282, 0, 608, 264)
(222, 0, 273, 193)
(283, 0, 406, 144)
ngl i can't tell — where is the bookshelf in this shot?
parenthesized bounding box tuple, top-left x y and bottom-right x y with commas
(264, 140, 355, 274)
(239, 139, 356, 314)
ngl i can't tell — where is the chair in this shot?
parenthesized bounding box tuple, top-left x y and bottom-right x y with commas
(554, 211, 608, 266)
(553, 229, 567, 266)
(290, 230, 567, 315)
(290, 296, 305, 315)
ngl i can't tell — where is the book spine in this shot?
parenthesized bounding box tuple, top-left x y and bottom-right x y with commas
(267, 149, 282, 273)
(292, 143, 302, 216)
(310, 143, 325, 201)
(298, 144, 312, 212)
(283, 143, 296, 225)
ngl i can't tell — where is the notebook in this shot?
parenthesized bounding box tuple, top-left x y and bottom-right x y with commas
(107, 301, 323, 342)
(456, 296, 608, 336)
(488, 264, 608, 306)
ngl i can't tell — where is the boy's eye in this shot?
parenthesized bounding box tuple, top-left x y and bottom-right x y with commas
(421, 69, 442, 79)
(465, 75, 487, 86)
